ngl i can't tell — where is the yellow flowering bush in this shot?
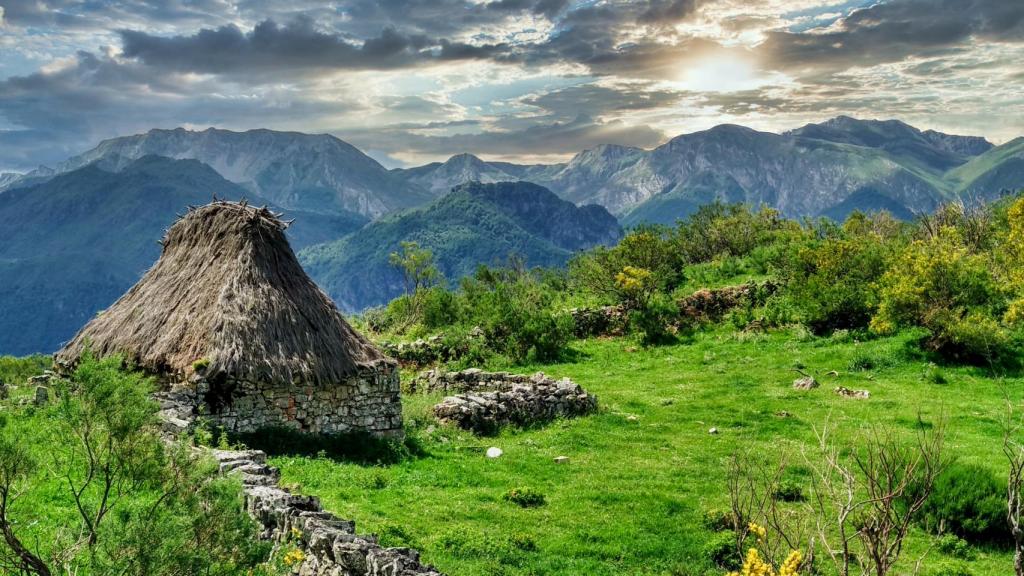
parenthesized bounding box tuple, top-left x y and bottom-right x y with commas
(614, 266, 655, 308)
(282, 548, 306, 567)
(1002, 197, 1024, 326)
(725, 524, 803, 576)
(871, 225, 1016, 362)
(726, 548, 803, 576)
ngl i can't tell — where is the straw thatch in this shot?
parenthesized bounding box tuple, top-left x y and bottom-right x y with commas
(57, 200, 390, 386)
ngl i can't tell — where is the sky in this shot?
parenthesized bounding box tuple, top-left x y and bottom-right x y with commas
(0, 0, 1022, 172)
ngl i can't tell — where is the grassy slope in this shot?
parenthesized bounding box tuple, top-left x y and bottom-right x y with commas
(272, 329, 1015, 576)
(946, 137, 1024, 192)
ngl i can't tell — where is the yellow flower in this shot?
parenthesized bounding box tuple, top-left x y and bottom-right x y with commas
(724, 546, 803, 576)
(282, 548, 306, 567)
(747, 522, 767, 542)
(779, 550, 802, 576)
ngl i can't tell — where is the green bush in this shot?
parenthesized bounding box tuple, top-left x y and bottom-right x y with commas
(464, 268, 573, 363)
(0, 353, 269, 575)
(630, 293, 679, 345)
(935, 533, 976, 560)
(918, 463, 1008, 545)
(772, 480, 805, 503)
(420, 286, 462, 329)
(503, 487, 547, 508)
(872, 226, 1017, 363)
(702, 531, 739, 569)
(773, 235, 892, 334)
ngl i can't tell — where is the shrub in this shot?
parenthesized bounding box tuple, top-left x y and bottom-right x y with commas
(569, 225, 683, 306)
(772, 480, 805, 503)
(503, 487, 546, 508)
(773, 235, 891, 334)
(630, 293, 679, 345)
(935, 533, 975, 560)
(420, 286, 462, 329)
(703, 531, 740, 569)
(463, 269, 572, 363)
(918, 463, 1009, 545)
(872, 226, 1016, 363)
(702, 508, 736, 532)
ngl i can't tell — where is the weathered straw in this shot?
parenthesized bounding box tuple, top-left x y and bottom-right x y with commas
(56, 201, 389, 385)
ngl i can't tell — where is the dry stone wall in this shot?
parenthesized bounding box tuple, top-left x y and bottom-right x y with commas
(211, 449, 444, 576)
(430, 370, 598, 434)
(159, 365, 403, 438)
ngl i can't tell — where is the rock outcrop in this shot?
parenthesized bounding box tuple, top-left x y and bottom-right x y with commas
(431, 370, 598, 434)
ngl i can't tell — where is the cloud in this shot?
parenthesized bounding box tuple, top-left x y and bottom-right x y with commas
(763, 0, 1024, 74)
(0, 51, 360, 170)
(119, 17, 510, 76)
(521, 83, 687, 119)
(341, 113, 667, 164)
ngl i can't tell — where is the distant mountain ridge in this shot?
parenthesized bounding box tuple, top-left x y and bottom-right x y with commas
(301, 181, 622, 312)
(396, 117, 1017, 224)
(6, 118, 1017, 229)
(0, 156, 367, 355)
(5, 127, 432, 218)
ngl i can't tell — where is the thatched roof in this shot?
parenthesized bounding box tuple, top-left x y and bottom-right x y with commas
(57, 201, 390, 385)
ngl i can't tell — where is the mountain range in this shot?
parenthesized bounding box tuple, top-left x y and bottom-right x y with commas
(301, 181, 621, 311)
(0, 156, 366, 356)
(2, 116, 1022, 354)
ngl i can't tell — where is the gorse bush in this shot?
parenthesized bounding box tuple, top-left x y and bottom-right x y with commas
(872, 226, 1017, 363)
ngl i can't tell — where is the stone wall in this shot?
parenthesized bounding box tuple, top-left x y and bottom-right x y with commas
(188, 365, 404, 438)
(211, 449, 443, 576)
(431, 370, 598, 434)
(409, 367, 536, 394)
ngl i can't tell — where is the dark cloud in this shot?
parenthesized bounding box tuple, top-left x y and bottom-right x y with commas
(0, 0, 241, 30)
(764, 0, 1024, 73)
(522, 83, 687, 119)
(637, 0, 699, 24)
(0, 51, 357, 170)
(119, 17, 509, 75)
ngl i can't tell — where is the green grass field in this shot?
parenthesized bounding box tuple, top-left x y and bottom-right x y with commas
(271, 328, 1019, 576)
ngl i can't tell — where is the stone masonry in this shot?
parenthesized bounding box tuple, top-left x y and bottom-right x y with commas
(211, 449, 443, 576)
(160, 364, 403, 438)
(431, 370, 598, 434)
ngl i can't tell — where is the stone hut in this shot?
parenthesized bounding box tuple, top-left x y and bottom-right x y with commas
(56, 201, 402, 438)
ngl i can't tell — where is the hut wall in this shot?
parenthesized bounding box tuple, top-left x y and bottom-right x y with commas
(201, 365, 403, 438)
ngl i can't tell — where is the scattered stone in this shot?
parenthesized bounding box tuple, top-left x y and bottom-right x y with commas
(486, 447, 503, 459)
(626, 415, 639, 422)
(432, 372, 598, 434)
(792, 376, 819, 390)
(708, 427, 719, 435)
(28, 372, 53, 385)
(775, 411, 792, 418)
(33, 386, 49, 406)
(835, 386, 870, 399)
(569, 304, 628, 338)
(826, 370, 840, 377)
(553, 456, 570, 465)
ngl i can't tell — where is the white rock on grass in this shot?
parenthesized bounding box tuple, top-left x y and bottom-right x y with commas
(553, 456, 570, 464)
(486, 447, 503, 458)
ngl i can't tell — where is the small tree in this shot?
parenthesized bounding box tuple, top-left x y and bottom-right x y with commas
(389, 241, 441, 297)
(1004, 398, 1024, 576)
(805, 418, 946, 576)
